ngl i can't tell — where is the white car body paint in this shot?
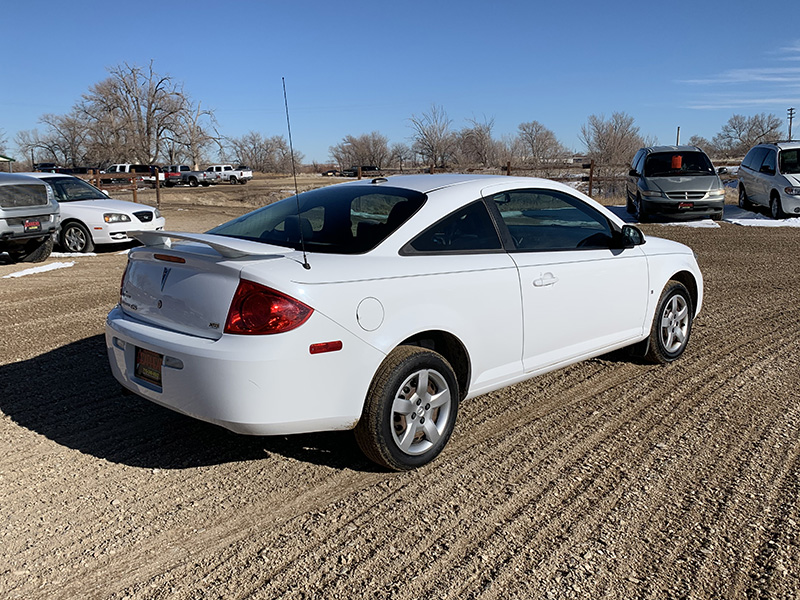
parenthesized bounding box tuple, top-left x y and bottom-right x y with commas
(106, 175, 703, 437)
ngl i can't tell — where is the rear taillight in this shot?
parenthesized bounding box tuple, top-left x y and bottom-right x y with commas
(224, 279, 313, 335)
(119, 262, 130, 300)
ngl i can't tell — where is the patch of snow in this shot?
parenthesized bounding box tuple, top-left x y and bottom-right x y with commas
(51, 252, 97, 258)
(3, 262, 75, 279)
(724, 205, 800, 227)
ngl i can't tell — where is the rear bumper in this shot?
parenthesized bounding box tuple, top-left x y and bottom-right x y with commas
(105, 305, 385, 435)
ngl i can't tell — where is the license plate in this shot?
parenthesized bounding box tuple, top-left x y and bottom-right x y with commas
(24, 219, 41, 232)
(135, 347, 163, 387)
(678, 202, 694, 210)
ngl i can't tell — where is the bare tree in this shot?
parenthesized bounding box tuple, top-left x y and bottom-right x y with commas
(712, 113, 783, 159)
(454, 117, 498, 168)
(408, 105, 456, 168)
(77, 61, 198, 164)
(329, 132, 390, 169)
(0, 128, 7, 154)
(227, 132, 300, 173)
(516, 120, 569, 172)
(579, 112, 646, 196)
(389, 142, 412, 171)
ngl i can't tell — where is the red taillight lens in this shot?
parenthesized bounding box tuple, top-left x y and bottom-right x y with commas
(224, 279, 313, 335)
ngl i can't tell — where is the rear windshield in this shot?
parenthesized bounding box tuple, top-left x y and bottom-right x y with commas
(644, 152, 715, 177)
(208, 184, 426, 254)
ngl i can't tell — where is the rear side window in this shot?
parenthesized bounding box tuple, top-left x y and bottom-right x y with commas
(780, 149, 800, 174)
(491, 189, 614, 251)
(405, 201, 502, 253)
(209, 185, 426, 254)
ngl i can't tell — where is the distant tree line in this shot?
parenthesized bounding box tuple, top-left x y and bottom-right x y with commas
(7, 62, 788, 174)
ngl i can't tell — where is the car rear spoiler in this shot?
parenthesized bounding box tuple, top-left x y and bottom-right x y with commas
(130, 230, 284, 259)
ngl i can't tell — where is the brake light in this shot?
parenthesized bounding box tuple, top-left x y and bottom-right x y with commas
(224, 279, 313, 335)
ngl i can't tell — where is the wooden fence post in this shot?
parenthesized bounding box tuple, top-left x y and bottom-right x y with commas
(154, 166, 161, 210)
(506, 161, 512, 176)
(131, 176, 138, 203)
(588, 159, 595, 197)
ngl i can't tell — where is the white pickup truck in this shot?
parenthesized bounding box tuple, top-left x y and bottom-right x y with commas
(204, 165, 253, 185)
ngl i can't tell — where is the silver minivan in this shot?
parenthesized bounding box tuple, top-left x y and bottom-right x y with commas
(626, 145, 725, 222)
(738, 142, 800, 219)
(0, 173, 61, 262)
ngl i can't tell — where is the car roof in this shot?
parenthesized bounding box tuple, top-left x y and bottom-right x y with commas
(18, 172, 80, 181)
(0, 172, 49, 185)
(642, 145, 705, 154)
(336, 173, 565, 195)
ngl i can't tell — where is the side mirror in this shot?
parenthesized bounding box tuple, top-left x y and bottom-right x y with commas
(617, 224, 645, 248)
(628, 169, 639, 177)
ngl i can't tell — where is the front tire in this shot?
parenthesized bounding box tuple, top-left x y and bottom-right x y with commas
(645, 281, 693, 364)
(634, 194, 649, 223)
(60, 222, 94, 253)
(355, 346, 459, 471)
(770, 194, 786, 219)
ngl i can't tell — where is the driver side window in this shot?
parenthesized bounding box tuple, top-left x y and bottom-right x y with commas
(491, 189, 614, 251)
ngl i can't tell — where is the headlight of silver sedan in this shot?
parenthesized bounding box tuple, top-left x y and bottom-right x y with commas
(154, 208, 162, 218)
(104, 213, 132, 223)
(784, 186, 800, 196)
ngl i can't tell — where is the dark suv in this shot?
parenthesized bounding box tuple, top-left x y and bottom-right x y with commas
(0, 173, 61, 262)
(626, 146, 725, 222)
(738, 142, 800, 219)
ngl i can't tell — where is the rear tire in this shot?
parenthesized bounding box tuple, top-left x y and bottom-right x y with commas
(645, 281, 693, 364)
(738, 185, 752, 210)
(354, 346, 459, 471)
(229, 176, 238, 185)
(10, 236, 54, 263)
(189, 177, 198, 187)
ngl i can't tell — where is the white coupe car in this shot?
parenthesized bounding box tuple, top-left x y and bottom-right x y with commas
(106, 174, 703, 470)
(24, 172, 165, 253)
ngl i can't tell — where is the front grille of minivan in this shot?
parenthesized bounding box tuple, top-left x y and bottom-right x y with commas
(665, 191, 707, 201)
(0, 184, 48, 208)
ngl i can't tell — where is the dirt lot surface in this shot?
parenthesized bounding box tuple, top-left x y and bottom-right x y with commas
(1, 176, 799, 599)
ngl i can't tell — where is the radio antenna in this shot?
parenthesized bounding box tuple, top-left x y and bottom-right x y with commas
(282, 77, 310, 270)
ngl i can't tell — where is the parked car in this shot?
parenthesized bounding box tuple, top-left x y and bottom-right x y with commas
(737, 141, 800, 218)
(103, 164, 164, 186)
(106, 174, 703, 470)
(163, 165, 191, 187)
(626, 146, 725, 222)
(24, 172, 165, 253)
(0, 173, 61, 262)
(204, 164, 253, 185)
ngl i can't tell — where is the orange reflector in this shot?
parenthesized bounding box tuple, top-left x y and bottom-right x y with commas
(309, 341, 343, 355)
(154, 254, 186, 263)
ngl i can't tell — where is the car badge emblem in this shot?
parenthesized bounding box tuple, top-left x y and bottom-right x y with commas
(160, 267, 171, 292)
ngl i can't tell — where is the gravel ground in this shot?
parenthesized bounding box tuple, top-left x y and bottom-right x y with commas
(1, 177, 799, 599)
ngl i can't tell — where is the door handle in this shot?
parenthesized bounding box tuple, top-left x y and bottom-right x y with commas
(533, 272, 558, 287)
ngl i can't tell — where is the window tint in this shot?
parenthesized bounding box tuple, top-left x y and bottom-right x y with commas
(779, 149, 800, 174)
(45, 177, 104, 202)
(208, 185, 426, 254)
(643, 151, 714, 177)
(743, 147, 768, 170)
(407, 201, 501, 253)
(491, 189, 614, 251)
(761, 149, 777, 173)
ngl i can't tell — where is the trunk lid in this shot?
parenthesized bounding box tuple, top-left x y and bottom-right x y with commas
(120, 232, 288, 340)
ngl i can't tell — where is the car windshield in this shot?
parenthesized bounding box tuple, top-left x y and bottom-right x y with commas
(779, 149, 800, 174)
(208, 184, 427, 254)
(644, 152, 715, 177)
(44, 176, 106, 202)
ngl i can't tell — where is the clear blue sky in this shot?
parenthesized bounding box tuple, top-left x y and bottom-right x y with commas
(2, 0, 799, 164)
